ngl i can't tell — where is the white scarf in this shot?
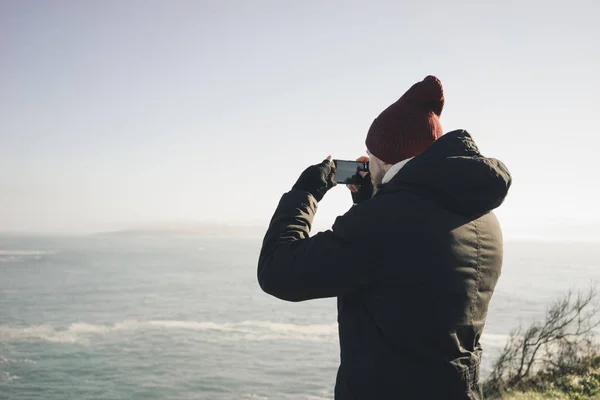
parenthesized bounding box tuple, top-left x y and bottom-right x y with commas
(382, 157, 414, 184)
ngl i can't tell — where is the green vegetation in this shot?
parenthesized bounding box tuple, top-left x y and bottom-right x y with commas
(484, 288, 600, 400)
(500, 391, 570, 400)
(497, 361, 600, 399)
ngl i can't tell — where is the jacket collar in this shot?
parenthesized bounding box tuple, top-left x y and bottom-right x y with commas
(377, 130, 512, 216)
(381, 157, 414, 184)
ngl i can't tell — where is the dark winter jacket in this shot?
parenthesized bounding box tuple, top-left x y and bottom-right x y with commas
(258, 130, 512, 399)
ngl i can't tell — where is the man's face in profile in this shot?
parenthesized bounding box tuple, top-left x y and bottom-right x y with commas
(367, 151, 389, 191)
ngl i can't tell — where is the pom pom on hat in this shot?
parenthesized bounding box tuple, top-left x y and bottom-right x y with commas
(366, 75, 445, 164)
(404, 75, 444, 116)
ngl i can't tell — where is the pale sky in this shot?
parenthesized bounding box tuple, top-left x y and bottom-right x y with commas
(1, 0, 599, 240)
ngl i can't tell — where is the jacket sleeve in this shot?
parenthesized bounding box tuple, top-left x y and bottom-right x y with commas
(257, 189, 373, 302)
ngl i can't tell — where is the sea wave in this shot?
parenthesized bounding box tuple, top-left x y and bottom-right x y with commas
(0, 250, 53, 263)
(0, 320, 512, 350)
(0, 356, 36, 364)
(241, 392, 331, 400)
(0, 320, 339, 344)
(0, 371, 21, 383)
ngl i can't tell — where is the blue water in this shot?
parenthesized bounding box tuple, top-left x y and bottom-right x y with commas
(1, 236, 598, 399)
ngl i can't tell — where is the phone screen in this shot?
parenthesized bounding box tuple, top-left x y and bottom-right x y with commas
(333, 160, 368, 184)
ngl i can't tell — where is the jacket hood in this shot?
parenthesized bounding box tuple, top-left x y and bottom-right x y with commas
(380, 130, 512, 216)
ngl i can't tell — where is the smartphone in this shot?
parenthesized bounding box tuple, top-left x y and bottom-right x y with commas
(333, 160, 369, 184)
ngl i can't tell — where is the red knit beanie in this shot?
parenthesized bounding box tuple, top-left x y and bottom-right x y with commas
(366, 75, 445, 164)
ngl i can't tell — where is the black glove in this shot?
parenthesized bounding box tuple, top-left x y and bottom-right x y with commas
(292, 158, 337, 202)
(351, 172, 374, 204)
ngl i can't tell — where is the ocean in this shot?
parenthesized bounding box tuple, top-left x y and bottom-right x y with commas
(1, 235, 598, 400)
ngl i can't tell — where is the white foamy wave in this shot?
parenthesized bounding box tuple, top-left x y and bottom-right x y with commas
(151, 320, 337, 341)
(0, 355, 12, 364)
(305, 389, 334, 400)
(243, 392, 330, 400)
(0, 321, 513, 348)
(0, 250, 53, 263)
(0, 320, 338, 344)
(0, 324, 82, 344)
(0, 371, 21, 382)
(0, 355, 36, 364)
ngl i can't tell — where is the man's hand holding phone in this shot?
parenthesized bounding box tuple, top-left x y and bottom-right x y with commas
(292, 155, 373, 204)
(292, 156, 337, 202)
(346, 156, 373, 205)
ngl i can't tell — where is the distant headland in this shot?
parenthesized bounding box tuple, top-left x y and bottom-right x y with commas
(97, 222, 265, 238)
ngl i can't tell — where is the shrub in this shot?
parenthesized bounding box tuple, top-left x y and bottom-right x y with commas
(483, 287, 600, 399)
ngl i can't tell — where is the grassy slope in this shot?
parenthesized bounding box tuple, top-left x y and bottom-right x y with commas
(501, 392, 571, 400)
(487, 361, 600, 399)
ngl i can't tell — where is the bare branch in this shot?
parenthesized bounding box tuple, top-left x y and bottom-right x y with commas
(484, 285, 600, 395)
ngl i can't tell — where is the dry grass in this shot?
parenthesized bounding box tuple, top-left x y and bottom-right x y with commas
(500, 391, 571, 400)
